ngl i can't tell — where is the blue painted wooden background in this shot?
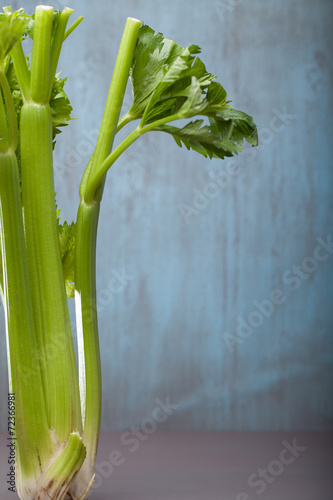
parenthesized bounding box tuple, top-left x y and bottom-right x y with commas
(1, 0, 332, 431)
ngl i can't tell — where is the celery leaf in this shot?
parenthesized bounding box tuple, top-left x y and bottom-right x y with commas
(129, 25, 214, 125)
(155, 119, 241, 159)
(57, 220, 76, 299)
(50, 75, 73, 146)
(128, 25, 184, 117)
(128, 24, 258, 158)
(0, 9, 30, 64)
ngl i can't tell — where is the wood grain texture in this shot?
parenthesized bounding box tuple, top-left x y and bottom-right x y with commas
(0, 0, 332, 431)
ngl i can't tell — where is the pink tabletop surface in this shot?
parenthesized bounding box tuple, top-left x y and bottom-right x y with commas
(1, 431, 332, 499)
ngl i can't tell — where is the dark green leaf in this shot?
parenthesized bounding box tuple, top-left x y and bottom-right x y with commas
(128, 25, 185, 117)
(155, 119, 242, 159)
(139, 42, 214, 125)
(50, 75, 73, 145)
(206, 82, 227, 105)
(127, 24, 258, 159)
(207, 106, 259, 147)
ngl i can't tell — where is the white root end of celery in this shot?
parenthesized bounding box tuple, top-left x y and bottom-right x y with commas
(69, 471, 95, 500)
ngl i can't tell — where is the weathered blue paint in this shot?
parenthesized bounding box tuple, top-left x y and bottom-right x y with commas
(0, 0, 332, 431)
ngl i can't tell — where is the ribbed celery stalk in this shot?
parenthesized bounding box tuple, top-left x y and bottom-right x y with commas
(1, 56, 86, 498)
(71, 17, 141, 497)
(19, 6, 82, 441)
(2, 6, 86, 499)
(20, 102, 82, 437)
(0, 70, 54, 497)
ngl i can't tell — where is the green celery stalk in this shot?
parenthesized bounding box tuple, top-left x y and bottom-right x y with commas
(1, 6, 86, 499)
(0, 67, 54, 498)
(72, 17, 141, 497)
(18, 5, 82, 441)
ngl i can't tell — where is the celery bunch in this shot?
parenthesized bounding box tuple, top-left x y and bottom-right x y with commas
(0, 5, 257, 499)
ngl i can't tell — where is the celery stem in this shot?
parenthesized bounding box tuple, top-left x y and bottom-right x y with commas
(48, 8, 74, 100)
(80, 17, 141, 202)
(30, 6, 54, 103)
(20, 102, 82, 440)
(10, 42, 31, 102)
(72, 18, 141, 496)
(0, 86, 9, 153)
(0, 70, 18, 150)
(85, 112, 182, 198)
(116, 112, 137, 133)
(74, 201, 101, 462)
(64, 16, 84, 41)
(0, 152, 53, 481)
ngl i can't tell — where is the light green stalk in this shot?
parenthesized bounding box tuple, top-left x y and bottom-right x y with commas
(1, 6, 87, 498)
(0, 68, 54, 497)
(71, 17, 141, 497)
(20, 102, 82, 437)
(17, 5, 82, 442)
